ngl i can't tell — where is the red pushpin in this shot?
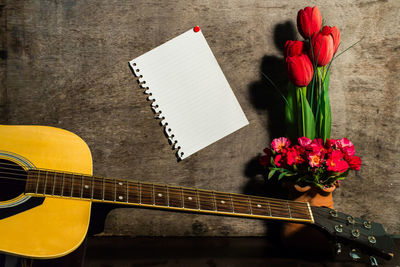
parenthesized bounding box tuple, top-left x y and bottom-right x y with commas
(193, 26, 200, 32)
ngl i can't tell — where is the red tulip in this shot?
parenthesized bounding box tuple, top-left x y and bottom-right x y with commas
(284, 40, 306, 57)
(285, 53, 314, 87)
(330, 26, 341, 53)
(297, 6, 322, 39)
(310, 26, 335, 66)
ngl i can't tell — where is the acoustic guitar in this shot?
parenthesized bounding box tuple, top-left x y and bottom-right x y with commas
(0, 125, 394, 261)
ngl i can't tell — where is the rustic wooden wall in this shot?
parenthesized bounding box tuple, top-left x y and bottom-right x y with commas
(0, 0, 399, 241)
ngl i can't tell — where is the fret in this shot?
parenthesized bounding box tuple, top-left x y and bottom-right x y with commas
(269, 200, 289, 218)
(127, 181, 140, 204)
(196, 189, 200, 210)
(104, 178, 115, 201)
(114, 179, 117, 201)
(267, 201, 271, 216)
(182, 188, 198, 209)
(61, 172, 65, 196)
(288, 201, 311, 220)
(168, 186, 183, 208)
(212, 191, 217, 211)
(43, 171, 48, 194)
(140, 183, 153, 205)
(51, 172, 56, 195)
(92, 176, 103, 200)
(139, 182, 142, 204)
(53, 172, 63, 196)
(229, 194, 234, 213)
(248, 196, 252, 215)
(81, 175, 93, 199)
(166, 186, 170, 207)
(115, 179, 127, 202)
(102, 177, 105, 200)
(287, 201, 292, 218)
(70, 174, 74, 197)
(231, 195, 251, 215)
(250, 197, 269, 216)
(44, 171, 54, 195)
(180, 187, 184, 207)
(198, 190, 215, 211)
(215, 192, 233, 212)
(35, 170, 40, 194)
(154, 184, 167, 206)
(62, 173, 72, 197)
(25, 170, 38, 193)
(72, 174, 83, 198)
(152, 184, 155, 205)
(91, 176, 94, 199)
(126, 182, 129, 203)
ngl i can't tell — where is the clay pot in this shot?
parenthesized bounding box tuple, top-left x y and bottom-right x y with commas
(281, 183, 336, 252)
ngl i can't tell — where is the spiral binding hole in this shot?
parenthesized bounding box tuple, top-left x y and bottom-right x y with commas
(136, 69, 140, 72)
(168, 128, 171, 132)
(140, 75, 143, 78)
(132, 63, 137, 66)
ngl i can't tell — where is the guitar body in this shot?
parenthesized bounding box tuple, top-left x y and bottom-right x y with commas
(0, 125, 92, 259)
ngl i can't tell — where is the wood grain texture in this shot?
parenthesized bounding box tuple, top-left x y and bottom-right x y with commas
(0, 0, 399, 237)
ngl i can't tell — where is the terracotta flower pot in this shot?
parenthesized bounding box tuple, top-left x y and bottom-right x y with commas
(281, 183, 336, 252)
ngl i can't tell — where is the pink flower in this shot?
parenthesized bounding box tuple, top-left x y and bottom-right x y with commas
(271, 137, 291, 153)
(308, 152, 323, 168)
(310, 138, 327, 155)
(336, 138, 355, 157)
(298, 136, 312, 147)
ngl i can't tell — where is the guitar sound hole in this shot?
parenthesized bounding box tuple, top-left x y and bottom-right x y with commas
(0, 159, 27, 201)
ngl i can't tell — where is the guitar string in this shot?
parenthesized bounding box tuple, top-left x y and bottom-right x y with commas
(1, 171, 311, 216)
(0, 168, 311, 217)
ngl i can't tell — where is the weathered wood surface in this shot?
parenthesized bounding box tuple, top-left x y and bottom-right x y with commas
(0, 0, 399, 237)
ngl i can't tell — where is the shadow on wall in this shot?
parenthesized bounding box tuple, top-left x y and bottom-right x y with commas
(241, 21, 297, 243)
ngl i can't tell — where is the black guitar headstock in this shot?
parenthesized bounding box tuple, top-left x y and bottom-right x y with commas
(311, 206, 394, 261)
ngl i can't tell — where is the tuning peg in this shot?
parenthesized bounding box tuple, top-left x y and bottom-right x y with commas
(335, 242, 342, 255)
(349, 249, 361, 261)
(370, 256, 378, 266)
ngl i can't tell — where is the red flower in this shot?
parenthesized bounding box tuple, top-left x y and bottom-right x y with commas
(326, 150, 349, 172)
(336, 137, 355, 157)
(310, 26, 335, 66)
(330, 26, 341, 53)
(297, 6, 322, 39)
(348, 156, 362, 170)
(284, 40, 306, 57)
(274, 154, 285, 167)
(285, 53, 314, 87)
(259, 148, 272, 167)
(308, 151, 323, 167)
(286, 146, 305, 166)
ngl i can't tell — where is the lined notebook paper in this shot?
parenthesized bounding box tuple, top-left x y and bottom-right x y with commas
(129, 27, 248, 160)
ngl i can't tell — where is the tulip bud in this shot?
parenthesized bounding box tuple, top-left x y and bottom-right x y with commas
(284, 40, 306, 57)
(310, 26, 335, 66)
(297, 6, 322, 39)
(285, 53, 314, 87)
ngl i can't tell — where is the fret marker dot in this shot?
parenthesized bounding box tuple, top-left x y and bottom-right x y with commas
(158, 193, 163, 197)
(118, 182, 123, 186)
(119, 196, 123, 200)
(221, 200, 225, 204)
(188, 197, 193, 200)
(257, 204, 262, 208)
(84, 185, 89, 189)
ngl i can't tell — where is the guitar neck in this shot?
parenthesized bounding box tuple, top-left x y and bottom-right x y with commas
(24, 169, 314, 224)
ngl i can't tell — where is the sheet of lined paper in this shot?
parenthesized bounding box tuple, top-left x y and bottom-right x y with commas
(129, 28, 248, 160)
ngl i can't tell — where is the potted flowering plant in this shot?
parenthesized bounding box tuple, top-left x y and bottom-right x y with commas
(260, 6, 361, 191)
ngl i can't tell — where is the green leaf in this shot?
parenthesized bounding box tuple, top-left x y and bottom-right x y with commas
(299, 87, 316, 139)
(278, 172, 287, 180)
(268, 169, 276, 179)
(319, 70, 331, 141)
(285, 82, 298, 140)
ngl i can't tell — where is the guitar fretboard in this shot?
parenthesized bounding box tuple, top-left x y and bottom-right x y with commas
(24, 169, 313, 223)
